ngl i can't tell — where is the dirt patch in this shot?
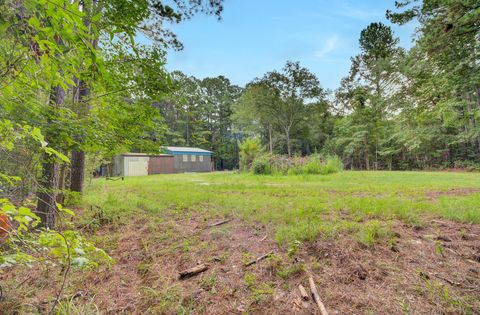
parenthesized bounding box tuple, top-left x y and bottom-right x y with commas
(1, 214, 479, 314)
(304, 219, 480, 314)
(425, 188, 480, 200)
(79, 217, 150, 313)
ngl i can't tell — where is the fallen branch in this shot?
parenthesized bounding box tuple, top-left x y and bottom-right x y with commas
(433, 273, 461, 286)
(298, 284, 309, 301)
(244, 251, 273, 267)
(209, 219, 231, 227)
(179, 264, 209, 279)
(260, 235, 268, 242)
(41, 292, 83, 304)
(309, 275, 328, 315)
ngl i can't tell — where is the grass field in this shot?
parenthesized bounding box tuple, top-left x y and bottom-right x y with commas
(83, 171, 480, 245)
(4, 171, 480, 314)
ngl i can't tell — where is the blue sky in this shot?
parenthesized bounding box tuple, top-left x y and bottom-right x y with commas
(165, 0, 417, 90)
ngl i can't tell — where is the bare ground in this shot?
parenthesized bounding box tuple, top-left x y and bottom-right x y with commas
(1, 212, 479, 314)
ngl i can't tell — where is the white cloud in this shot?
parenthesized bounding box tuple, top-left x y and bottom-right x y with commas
(315, 36, 339, 59)
(337, 0, 385, 20)
(339, 7, 384, 20)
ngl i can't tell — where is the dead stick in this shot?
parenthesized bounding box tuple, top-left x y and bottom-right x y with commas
(179, 264, 209, 279)
(245, 251, 273, 267)
(298, 284, 309, 301)
(210, 219, 231, 227)
(260, 235, 268, 242)
(433, 273, 461, 286)
(309, 276, 328, 315)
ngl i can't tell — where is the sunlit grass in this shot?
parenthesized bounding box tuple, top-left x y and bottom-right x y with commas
(82, 171, 480, 245)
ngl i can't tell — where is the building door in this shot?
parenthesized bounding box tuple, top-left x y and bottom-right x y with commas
(148, 156, 174, 174)
(125, 156, 149, 176)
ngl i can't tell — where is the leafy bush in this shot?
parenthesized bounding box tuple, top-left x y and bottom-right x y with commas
(322, 156, 344, 174)
(239, 138, 263, 171)
(303, 158, 323, 174)
(249, 154, 343, 176)
(453, 160, 480, 172)
(252, 155, 272, 175)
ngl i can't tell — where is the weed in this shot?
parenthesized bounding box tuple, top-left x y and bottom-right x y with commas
(182, 240, 191, 253)
(141, 285, 182, 314)
(200, 273, 217, 292)
(243, 272, 274, 303)
(398, 298, 410, 314)
(277, 263, 305, 279)
(435, 241, 444, 257)
(242, 252, 254, 266)
(357, 220, 392, 247)
(265, 254, 283, 274)
(56, 298, 100, 315)
(287, 240, 302, 258)
(209, 251, 229, 264)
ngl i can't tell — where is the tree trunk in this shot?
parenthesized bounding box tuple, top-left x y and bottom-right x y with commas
(466, 94, 477, 150)
(36, 158, 59, 229)
(69, 0, 98, 193)
(56, 162, 67, 204)
(268, 125, 273, 154)
(475, 88, 480, 152)
(36, 85, 65, 228)
(70, 150, 85, 192)
(364, 134, 370, 170)
(476, 87, 480, 110)
(285, 127, 292, 157)
(70, 78, 90, 193)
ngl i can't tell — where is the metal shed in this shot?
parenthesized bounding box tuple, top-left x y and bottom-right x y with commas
(148, 155, 175, 174)
(111, 147, 213, 177)
(164, 146, 213, 173)
(112, 153, 174, 177)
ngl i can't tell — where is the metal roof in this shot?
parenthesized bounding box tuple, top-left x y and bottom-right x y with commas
(121, 153, 173, 157)
(164, 146, 213, 154)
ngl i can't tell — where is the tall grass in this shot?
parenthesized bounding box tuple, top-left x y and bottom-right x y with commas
(251, 154, 343, 175)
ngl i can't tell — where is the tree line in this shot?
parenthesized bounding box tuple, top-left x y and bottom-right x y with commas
(161, 1, 479, 171)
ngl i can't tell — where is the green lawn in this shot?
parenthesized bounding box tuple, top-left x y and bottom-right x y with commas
(83, 171, 480, 246)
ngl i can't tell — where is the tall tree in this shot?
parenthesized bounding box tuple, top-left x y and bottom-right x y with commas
(333, 23, 403, 169)
(235, 61, 325, 156)
(68, 0, 225, 193)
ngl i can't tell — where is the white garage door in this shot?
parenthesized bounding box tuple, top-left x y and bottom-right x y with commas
(124, 156, 149, 176)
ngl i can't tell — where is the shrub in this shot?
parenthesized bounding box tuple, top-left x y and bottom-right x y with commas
(322, 156, 344, 174)
(239, 138, 262, 171)
(303, 156, 323, 174)
(453, 160, 480, 172)
(252, 155, 272, 175)
(249, 154, 344, 176)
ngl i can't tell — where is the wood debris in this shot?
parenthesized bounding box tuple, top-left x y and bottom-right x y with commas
(309, 275, 328, 315)
(244, 251, 274, 267)
(298, 284, 309, 301)
(179, 264, 209, 279)
(209, 219, 231, 227)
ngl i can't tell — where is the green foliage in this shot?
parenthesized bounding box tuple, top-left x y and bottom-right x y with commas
(233, 61, 328, 157)
(287, 240, 302, 258)
(252, 155, 273, 175)
(243, 272, 274, 303)
(323, 156, 344, 174)
(239, 138, 263, 170)
(250, 154, 343, 176)
(277, 264, 305, 280)
(356, 220, 393, 247)
(0, 198, 112, 269)
(159, 72, 242, 170)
